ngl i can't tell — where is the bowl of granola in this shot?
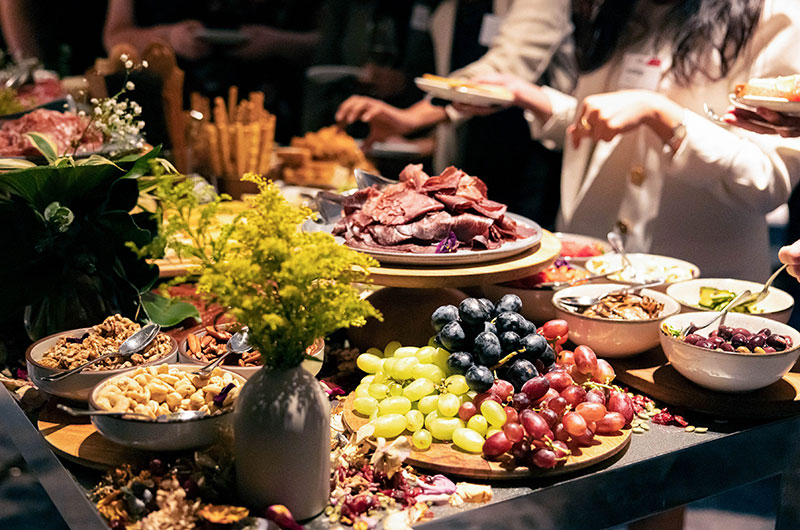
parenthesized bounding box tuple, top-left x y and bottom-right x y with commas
(26, 315, 178, 401)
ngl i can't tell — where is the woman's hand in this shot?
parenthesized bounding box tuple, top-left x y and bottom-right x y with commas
(779, 240, 800, 281)
(166, 20, 211, 61)
(569, 90, 684, 149)
(723, 106, 800, 137)
(335, 96, 416, 148)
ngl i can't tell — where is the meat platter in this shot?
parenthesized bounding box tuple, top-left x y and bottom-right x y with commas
(306, 164, 543, 266)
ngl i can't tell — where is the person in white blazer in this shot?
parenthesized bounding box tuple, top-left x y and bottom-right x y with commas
(458, 0, 800, 281)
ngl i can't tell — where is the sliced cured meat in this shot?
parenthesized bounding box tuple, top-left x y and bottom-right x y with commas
(372, 190, 444, 225)
(451, 213, 494, 242)
(455, 175, 488, 201)
(343, 187, 380, 214)
(472, 198, 507, 219)
(0, 109, 102, 157)
(435, 193, 473, 213)
(399, 163, 429, 189)
(420, 166, 465, 194)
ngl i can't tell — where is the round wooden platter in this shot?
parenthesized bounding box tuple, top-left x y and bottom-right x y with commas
(609, 347, 800, 419)
(36, 400, 153, 470)
(366, 231, 560, 289)
(341, 393, 631, 480)
(156, 231, 560, 287)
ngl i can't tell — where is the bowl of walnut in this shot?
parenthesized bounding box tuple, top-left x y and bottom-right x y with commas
(88, 364, 245, 450)
(26, 315, 178, 401)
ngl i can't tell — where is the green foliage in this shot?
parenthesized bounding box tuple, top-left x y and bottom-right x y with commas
(0, 147, 168, 339)
(139, 290, 200, 328)
(137, 173, 381, 370)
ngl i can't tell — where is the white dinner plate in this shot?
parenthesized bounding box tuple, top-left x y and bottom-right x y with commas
(730, 93, 800, 116)
(304, 212, 542, 266)
(414, 77, 514, 107)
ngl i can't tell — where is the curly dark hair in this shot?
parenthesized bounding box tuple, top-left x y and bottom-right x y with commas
(572, 0, 764, 85)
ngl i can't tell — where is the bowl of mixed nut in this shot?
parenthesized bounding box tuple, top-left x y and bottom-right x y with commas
(26, 315, 178, 401)
(89, 364, 245, 450)
(178, 321, 325, 378)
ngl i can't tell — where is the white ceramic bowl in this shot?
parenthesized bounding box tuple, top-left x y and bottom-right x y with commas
(659, 312, 800, 392)
(178, 328, 325, 378)
(26, 328, 178, 402)
(88, 364, 246, 450)
(552, 283, 681, 357)
(666, 278, 794, 324)
(554, 232, 610, 266)
(585, 253, 699, 289)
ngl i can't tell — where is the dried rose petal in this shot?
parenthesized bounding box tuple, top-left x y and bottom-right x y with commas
(212, 383, 235, 407)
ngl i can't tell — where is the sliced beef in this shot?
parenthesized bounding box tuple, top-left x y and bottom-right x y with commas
(399, 163, 429, 189)
(372, 190, 444, 225)
(343, 186, 380, 215)
(435, 193, 473, 213)
(472, 198, 507, 219)
(451, 213, 494, 242)
(420, 166, 465, 194)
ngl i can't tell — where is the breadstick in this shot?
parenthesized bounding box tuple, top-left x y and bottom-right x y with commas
(228, 86, 238, 123)
(235, 122, 246, 177)
(205, 124, 222, 177)
(257, 115, 275, 174)
(246, 122, 261, 173)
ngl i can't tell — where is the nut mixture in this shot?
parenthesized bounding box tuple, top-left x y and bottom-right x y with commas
(40, 315, 173, 371)
(580, 293, 664, 320)
(185, 325, 261, 367)
(94, 364, 241, 419)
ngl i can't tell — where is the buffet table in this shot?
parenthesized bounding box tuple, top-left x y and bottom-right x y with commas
(3, 378, 799, 530)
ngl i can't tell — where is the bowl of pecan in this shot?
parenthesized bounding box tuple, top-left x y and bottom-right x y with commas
(178, 322, 325, 378)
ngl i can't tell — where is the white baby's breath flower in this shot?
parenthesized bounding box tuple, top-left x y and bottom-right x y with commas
(77, 110, 86, 118)
(94, 107, 102, 115)
(120, 53, 128, 62)
(142, 60, 148, 68)
(125, 81, 135, 91)
(90, 98, 99, 105)
(124, 60, 134, 69)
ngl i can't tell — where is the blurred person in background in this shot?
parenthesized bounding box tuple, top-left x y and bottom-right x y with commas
(1, 0, 106, 75)
(104, 0, 323, 140)
(454, 0, 800, 281)
(336, 0, 575, 229)
(303, 0, 427, 133)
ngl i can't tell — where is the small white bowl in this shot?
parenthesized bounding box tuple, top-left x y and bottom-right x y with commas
(659, 312, 800, 392)
(26, 328, 178, 402)
(178, 328, 325, 378)
(552, 283, 681, 357)
(554, 232, 610, 266)
(666, 278, 794, 324)
(585, 253, 699, 289)
(88, 364, 246, 450)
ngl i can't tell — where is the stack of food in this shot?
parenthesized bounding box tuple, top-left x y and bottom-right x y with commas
(189, 87, 276, 179)
(0, 77, 64, 116)
(279, 125, 375, 188)
(333, 164, 535, 253)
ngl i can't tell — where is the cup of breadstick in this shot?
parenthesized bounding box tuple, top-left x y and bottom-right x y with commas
(188, 87, 277, 198)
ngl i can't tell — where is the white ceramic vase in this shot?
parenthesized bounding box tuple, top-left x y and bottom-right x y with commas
(234, 363, 331, 520)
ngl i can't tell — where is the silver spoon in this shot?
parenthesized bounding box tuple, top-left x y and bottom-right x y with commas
(557, 279, 667, 310)
(680, 289, 752, 337)
(57, 404, 207, 422)
(41, 323, 161, 382)
(607, 231, 642, 283)
(729, 263, 787, 309)
(193, 326, 252, 375)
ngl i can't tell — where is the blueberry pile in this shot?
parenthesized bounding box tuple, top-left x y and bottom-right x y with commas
(683, 324, 793, 354)
(433, 295, 556, 393)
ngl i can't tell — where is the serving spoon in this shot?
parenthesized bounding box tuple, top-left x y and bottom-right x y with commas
(57, 404, 207, 422)
(679, 289, 753, 337)
(557, 279, 667, 310)
(607, 231, 643, 283)
(354, 168, 397, 190)
(192, 326, 252, 376)
(41, 323, 161, 382)
(730, 263, 787, 308)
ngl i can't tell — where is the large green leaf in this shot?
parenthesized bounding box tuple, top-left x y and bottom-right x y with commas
(26, 132, 59, 163)
(140, 290, 200, 328)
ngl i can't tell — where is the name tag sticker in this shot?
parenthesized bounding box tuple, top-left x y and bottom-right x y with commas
(618, 54, 663, 91)
(478, 13, 503, 47)
(410, 4, 431, 32)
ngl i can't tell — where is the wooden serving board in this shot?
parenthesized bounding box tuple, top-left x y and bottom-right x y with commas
(341, 393, 631, 480)
(610, 348, 800, 419)
(37, 400, 152, 469)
